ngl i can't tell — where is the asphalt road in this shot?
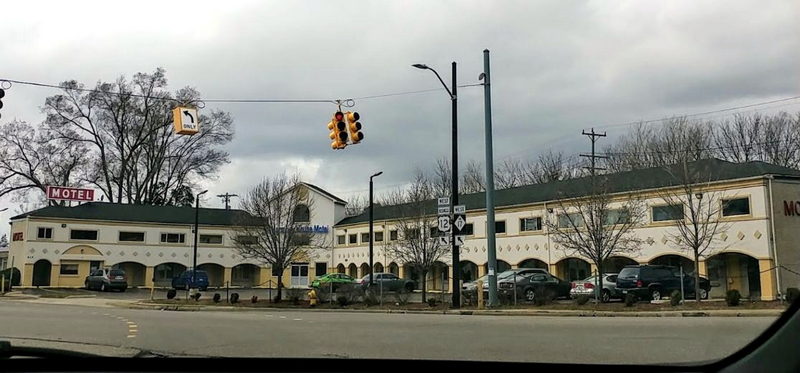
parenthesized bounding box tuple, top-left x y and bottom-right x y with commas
(0, 300, 777, 364)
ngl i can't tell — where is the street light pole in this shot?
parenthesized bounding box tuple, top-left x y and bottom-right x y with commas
(412, 62, 460, 308)
(369, 171, 383, 287)
(480, 49, 499, 307)
(193, 190, 208, 288)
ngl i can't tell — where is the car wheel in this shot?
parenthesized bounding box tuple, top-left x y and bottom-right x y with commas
(100, 283, 107, 292)
(601, 289, 611, 303)
(85, 281, 91, 290)
(525, 288, 536, 302)
(119, 287, 126, 293)
(699, 288, 709, 300)
(650, 288, 662, 301)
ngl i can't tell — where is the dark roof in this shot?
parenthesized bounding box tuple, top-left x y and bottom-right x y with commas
(302, 182, 346, 205)
(10, 202, 252, 226)
(336, 159, 800, 226)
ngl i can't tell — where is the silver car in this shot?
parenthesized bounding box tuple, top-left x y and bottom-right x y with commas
(570, 273, 620, 302)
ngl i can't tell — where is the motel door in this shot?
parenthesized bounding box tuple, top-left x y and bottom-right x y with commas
(290, 263, 309, 287)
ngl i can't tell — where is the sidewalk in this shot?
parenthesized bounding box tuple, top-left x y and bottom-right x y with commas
(125, 300, 786, 317)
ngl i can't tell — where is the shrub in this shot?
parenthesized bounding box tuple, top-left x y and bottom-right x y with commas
(575, 295, 590, 305)
(533, 287, 551, 306)
(251, 295, 258, 303)
(670, 290, 682, 307)
(786, 288, 800, 304)
(230, 292, 240, 304)
(166, 289, 177, 300)
(393, 289, 411, 306)
(427, 297, 439, 307)
(364, 291, 379, 306)
(624, 293, 637, 307)
(273, 295, 281, 303)
(725, 289, 741, 307)
(336, 295, 349, 307)
(0, 267, 21, 288)
(213, 293, 221, 303)
(316, 284, 332, 303)
(192, 292, 201, 301)
(337, 284, 361, 305)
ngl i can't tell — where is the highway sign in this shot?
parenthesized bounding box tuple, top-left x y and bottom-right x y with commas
(437, 206, 450, 215)
(454, 205, 465, 214)
(438, 216, 451, 232)
(438, 236, 450, 246)
(454, 215, 466, 231)
(172, 107, 199, 135)
(438, 197, 449, 206)
(454, 235, 465, 246)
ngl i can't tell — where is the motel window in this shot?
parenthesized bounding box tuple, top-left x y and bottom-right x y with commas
(558, 213, 584, 228)
(723, 197, 750, 217)
(337, 235, 346, 245)
(199, 234, 223, 244)
(119, 231, 145, 242)
(160, 233, 186, 243)
(375, 231, 384, 242)
(463, 223, 474, 236)
(520, 217, 543, 232)
(60, 264, 79, 275)
(70, 230, 98, 241)
(390, 230, 398, 241)
(37, 227, 53, 239)
(604, 209, 631, 225)
(495, 221, 506, 234)
(236, 235, 259, 245)
(361, 232, 370, 243)
(316, 262, 327, 276)
(349, 234, 357, 244)
(652, 204, 684, 222)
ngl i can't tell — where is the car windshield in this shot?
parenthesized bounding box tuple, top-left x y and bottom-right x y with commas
(0, 1, 794, 366)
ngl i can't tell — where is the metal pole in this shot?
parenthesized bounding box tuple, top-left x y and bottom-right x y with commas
(226, 281, 230, 303)
(680, 266, 685, 304)
(451, 61, 461, 309)
(513, 272, 517, 306)
(483, 49, 498, 307)
(369, 178, 374, 287)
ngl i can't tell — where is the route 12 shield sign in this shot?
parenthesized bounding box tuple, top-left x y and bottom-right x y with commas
(173, 107, 199, 135)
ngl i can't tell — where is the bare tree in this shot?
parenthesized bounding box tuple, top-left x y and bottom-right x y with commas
(658, 161, 731, 302)
(383, 176, 449, 302)
(231, 174, 329, 301)
(494, 158, 526, 189)
(41, 68, 233, 205)
(605, 118, 714, 172)
(530, 150, 578, 183)
(344, 194, 368, 217)
(714, 114, 762, 163)
(431, 157, 451, 197)
(461, 160, 485, 193)
(714, 112, 800, 169)
(0, 120, 89, 204)
(545, 176, 645, 302)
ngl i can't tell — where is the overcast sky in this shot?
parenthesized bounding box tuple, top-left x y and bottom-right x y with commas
(1, 0, 798, 231)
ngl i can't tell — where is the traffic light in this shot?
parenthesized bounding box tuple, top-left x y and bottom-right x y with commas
(0, 88, 5, 119)
(328, 111, 348, 149)
(346, 111, 363, 144)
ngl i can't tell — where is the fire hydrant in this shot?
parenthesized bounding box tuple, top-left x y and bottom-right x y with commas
(308, 288, 318, 307)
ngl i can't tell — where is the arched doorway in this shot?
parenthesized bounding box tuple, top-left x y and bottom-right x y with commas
(154, 263, 186, 287)
(111, 262, 146, 287)
(603, 256, 638, 274)
(556, 258, 591, 281)
(427, 261, 449, 291)
(519, 258, 548, 270)
(387, 262, 399, 276)
(707, 253, 761, 299)
(232, 264, 260, 287)
(336, 264, 346, 274)
(403, 264, 421, 290)
(650, 254, 694, 274)
(32, 259, 52, 287)
(374, 262, 384, 273)
(197, 263, 225, 288)
(460, 261, 478, 282)
(347, 263, 358, 278)
(359, 263, 370, 278)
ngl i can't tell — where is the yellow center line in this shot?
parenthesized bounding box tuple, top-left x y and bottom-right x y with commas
(127, 335, 136, 338)
(126, 322, 135, 325)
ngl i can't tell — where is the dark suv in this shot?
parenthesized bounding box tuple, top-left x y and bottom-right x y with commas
(615, 265, 710, 301)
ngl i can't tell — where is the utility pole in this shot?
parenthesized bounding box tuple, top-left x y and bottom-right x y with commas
(217, 193, 238, 210)
(450, 61, 461, 309)
(580, 128, 607, 302)
(481, 49, 498, 307)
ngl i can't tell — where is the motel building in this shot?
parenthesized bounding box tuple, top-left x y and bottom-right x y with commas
(7, 159, 800, 301)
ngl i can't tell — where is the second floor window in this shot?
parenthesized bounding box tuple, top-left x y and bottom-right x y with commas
(236, 235, 258, 245)
(71, 230, 98, 240)
(604, 209, 631, 225)
(558, 213, 584, 228)
(119, 231, 145, 242)
(520, 217, 542, 232)
(199, 234, 223, 244)
(337, 235, 346, 245)
(652, 204, 683, 222)
(293, 204, 310, 223)
(375, 231, 384, 242)
(462, 223, 474, 236)
(361, 232, 370, 243)
(37, 227, 53, 239)
(390, 230, 398, 241)
(349, 234, 357, 244)
(723, 197, 750, 216)
(495, 221, 506, 234)
(160, 233, 185, 243)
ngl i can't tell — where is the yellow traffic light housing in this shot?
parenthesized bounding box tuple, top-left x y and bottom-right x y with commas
(346, 111, 363, 144)
(328, 111, 348, 149)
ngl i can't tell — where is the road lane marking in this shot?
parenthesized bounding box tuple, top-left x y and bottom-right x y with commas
(293, 318, 302, 321)
(127, 335, 136, 338)
(279, 316, 287, 319)
(127, 321, 135, 325)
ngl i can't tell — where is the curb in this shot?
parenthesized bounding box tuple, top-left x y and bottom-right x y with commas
(125, 302, 784, 317)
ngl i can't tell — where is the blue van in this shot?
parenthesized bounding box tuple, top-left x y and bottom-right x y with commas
(172, 269, 210, 291)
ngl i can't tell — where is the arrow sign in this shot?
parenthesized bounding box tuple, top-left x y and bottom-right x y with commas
(438, 236, 450, 246)
(183, 110, 194, 123)
(454, 235, 465, 246)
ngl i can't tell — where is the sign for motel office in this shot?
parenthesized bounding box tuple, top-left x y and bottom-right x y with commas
(46, 186, 95, 202)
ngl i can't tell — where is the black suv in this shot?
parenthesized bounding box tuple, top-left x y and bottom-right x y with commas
(615, 265, 710, 300)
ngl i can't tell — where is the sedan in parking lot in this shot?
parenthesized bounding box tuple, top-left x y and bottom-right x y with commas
(355, 273, 416, 292)
(310, 273, 354, 291)
(499, 272, 571, 302)
(85, 268, 127, 292)
(570, 273, 621, 302)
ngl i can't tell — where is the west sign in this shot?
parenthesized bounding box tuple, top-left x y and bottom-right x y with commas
(46, 186, 95, 202)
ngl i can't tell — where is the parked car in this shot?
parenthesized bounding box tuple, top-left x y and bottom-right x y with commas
(462, 268, 549, 295)
(355, 272, 415, 292)
(310, 273, 354, 291)
(615, 265, 710, 301)
(498, 272, 571, 302)
(171, 269, 210, 291)
(570, 273, 620, 302)
(85, 268, 127, 292)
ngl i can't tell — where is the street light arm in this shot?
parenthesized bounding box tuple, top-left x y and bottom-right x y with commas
(428, 68, 454, 99)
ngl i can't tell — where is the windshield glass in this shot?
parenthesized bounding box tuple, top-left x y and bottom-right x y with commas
(0, 0, 794, 366)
